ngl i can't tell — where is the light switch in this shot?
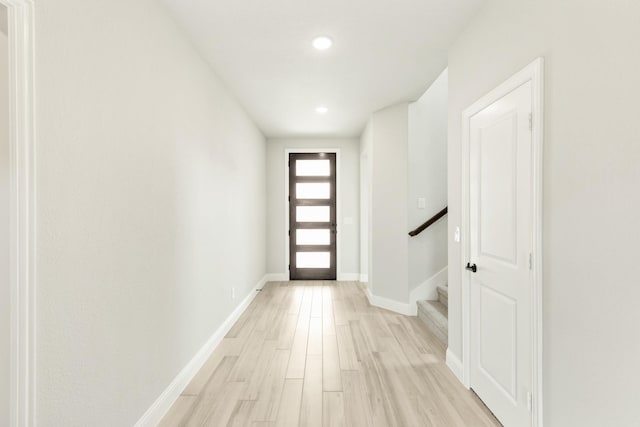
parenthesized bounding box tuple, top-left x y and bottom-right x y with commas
(344, 217, 353, 225)
(454, 226, 461, 243)
(418, 198, 426, 209)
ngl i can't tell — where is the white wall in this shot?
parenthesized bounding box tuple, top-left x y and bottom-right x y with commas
(363, 90, 448, 308)
(359, 123, 372, 282)
(369, 103, 410, 302)
(448, 1, 640, 425)
(266, 138, 360, 278)
(0, 14, 9, 426)
(34, 0, 266, 425)
(408, 69, 448, 296)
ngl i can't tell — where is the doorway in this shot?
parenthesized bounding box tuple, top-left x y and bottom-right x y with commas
(461, 58, 543, 427)
(288, 152, 337, 280)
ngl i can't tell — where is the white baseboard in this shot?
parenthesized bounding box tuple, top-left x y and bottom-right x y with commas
(361, 267, 448, 317)
(255, 275, 268, 290)
(359, 274, 368, 283)
(265, 273, 361, 282)
(408, 266, 448, 316)
(264, 273, 288, 282)
(446, 348, 466, 387)
(134, 275, 265, 427)
(365, 287, 413, 316)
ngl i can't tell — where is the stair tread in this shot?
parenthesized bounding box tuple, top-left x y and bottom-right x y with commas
(436, 284, 448, 296)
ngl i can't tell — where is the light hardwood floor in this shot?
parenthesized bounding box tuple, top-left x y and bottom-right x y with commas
(159, 281, 501, 427)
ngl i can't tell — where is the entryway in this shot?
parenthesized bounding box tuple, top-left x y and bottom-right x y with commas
(288, 152, 337, 280)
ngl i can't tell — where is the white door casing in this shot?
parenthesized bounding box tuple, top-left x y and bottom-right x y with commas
(461, 58, 543, 427)
(2, 0, 37, 426)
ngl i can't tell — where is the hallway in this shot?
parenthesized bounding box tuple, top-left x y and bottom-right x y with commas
(160, 282, 500, 426)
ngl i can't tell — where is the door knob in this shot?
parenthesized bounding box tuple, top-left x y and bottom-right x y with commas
(465, 263, 477, 273)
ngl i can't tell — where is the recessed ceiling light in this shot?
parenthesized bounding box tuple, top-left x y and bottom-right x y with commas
(316, 106, 329, 114)
(312, 36, 333, 50)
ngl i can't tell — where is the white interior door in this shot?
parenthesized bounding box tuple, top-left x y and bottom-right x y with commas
(469, 81, 533, 427)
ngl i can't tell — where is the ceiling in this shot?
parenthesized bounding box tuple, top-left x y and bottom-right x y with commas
(161, 0, 485, 138)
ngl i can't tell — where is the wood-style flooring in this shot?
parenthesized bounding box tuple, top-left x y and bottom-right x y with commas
(159, 281, 501, 427)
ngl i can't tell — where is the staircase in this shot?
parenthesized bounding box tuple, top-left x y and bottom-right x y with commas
(417, 284, 448, 345)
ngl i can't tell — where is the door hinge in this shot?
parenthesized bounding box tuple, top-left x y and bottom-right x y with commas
(527, 391, 532, 412)
(288, 195, 290, 202)
(288, 264, 291, 271)
(529, 253, 533, 270)
(528, 113, 533, 131)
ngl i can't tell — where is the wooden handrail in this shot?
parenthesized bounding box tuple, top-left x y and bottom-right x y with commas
(408, 207, 448, 237)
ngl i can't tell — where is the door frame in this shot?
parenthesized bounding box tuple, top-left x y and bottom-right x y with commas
(460, 57, 543, 426)
(284, 148, 341, 280)
(2, 0, 36, 425)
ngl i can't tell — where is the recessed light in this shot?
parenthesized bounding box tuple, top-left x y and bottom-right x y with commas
(312, 36, 333, 50)
(315, 106, 329, 114)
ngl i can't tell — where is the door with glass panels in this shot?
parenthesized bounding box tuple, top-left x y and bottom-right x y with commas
(289, 153, 337, 280)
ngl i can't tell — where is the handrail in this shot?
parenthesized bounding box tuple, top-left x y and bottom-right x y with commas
(408, 207, 448, 237)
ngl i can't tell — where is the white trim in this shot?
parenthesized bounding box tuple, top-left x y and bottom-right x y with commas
(359, 148, 370, 285)
(284, 148, 342, 280)
(254, 275, 268, 290)
(408, 266, 448, 315)
(3, 0, 36, 425)
(265, 272, 361, 283)
(134, 274, 266, 427)
(337, 273, 359, 281)
(460, 57, 544, 426)
(365, 288, 413, 316)
(263, 273, 288, 283)
(446, 348, 464, 384)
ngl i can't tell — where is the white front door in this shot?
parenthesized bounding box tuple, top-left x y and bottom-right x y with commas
(469, 81, 533, 427)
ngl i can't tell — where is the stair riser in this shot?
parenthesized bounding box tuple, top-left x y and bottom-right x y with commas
(417, 304, 448, 346)
(437, 286, 448, 308)
(417, 309, 447, 344)
(438, 293, 448, 308)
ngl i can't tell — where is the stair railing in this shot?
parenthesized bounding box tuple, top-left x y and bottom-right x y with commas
(408, 206, 448, 237)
